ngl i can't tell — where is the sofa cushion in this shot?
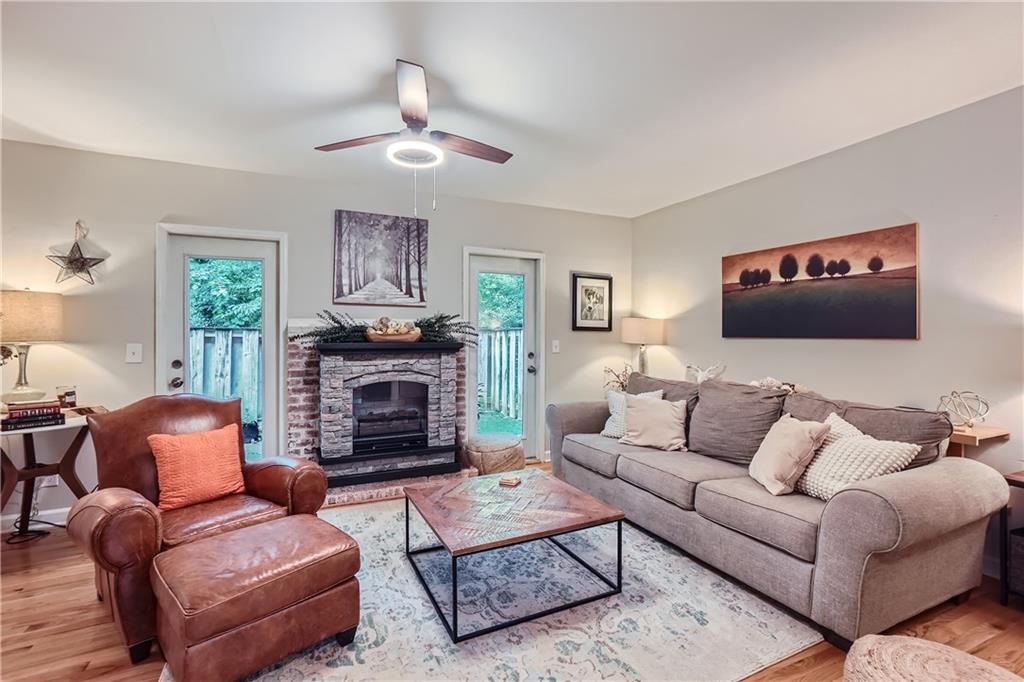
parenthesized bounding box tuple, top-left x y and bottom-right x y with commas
(783, 393, 847, 422)
(688, 381, 788, 465)
(695, 476, 825, 561)
(561, 433, 662, 478)
(626, 373, 700, 410)
(841, 403, 952, 468)
(161, 494, 287, 548)
(616, 450, 746, 510)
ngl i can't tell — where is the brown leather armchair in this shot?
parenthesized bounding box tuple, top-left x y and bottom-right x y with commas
(66, 394, 327, 664)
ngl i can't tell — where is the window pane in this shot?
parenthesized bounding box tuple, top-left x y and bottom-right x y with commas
(476, 272, 524, 437)
(187, 257, 264, 460)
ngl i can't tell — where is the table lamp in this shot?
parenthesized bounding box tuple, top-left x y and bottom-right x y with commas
(622, 317, 664, 375)
(1, 289, 64, 404)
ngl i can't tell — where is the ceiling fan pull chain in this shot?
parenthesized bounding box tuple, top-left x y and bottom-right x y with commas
(432, 166, 437, 211)
(413, 168, 418, 218)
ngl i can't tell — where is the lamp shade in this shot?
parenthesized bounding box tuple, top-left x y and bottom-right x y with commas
(1, 290, 64, 343)
(621, 317, 665, 345)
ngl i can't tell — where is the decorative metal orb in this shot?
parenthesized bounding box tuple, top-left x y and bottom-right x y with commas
(937, 390, 989, 428)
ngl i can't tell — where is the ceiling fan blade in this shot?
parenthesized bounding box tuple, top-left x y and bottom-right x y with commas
(429, 130, 513, 164)
(396, 59, 428, 130)
(315, 132, 399, 152)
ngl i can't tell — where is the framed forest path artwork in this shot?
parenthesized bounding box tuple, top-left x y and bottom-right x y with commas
(722, 223, 919, 339)
(334, 209, 428, 306)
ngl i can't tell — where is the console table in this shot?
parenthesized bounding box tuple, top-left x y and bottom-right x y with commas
(1, 416, 91, 537)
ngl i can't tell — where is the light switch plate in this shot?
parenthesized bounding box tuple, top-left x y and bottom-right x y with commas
(125, 343, 143, 363)
(551, 340, 560, 353)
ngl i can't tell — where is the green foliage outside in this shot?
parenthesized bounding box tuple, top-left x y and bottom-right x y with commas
(189, 258, 263, 328)
(477, 273, 524, 330)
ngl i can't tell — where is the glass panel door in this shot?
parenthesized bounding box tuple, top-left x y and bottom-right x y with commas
(187, 257, 265, 459)
(475, 272, 526, 438)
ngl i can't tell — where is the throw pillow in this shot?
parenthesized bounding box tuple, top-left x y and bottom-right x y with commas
(749, 414, 831, 495)
(687, 380, 788, 465)
(601, 389, 663, 439)
(796, 413, 921, 501)
(147, 423, 246, 511)
(619, 394, 687, 451)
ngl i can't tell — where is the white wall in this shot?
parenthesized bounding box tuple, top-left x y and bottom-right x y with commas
(1, 140, 632, 518)
(632, 88, 1024, 567)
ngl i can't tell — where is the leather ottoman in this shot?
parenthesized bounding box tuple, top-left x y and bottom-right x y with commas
(151, 514, 360, 681)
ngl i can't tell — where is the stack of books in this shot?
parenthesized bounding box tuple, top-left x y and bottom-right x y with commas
(2, 399, 66, 431)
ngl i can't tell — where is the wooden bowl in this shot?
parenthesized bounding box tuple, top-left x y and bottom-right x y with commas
(365, 329, 422, 343)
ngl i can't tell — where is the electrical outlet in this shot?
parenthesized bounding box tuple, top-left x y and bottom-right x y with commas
(40, 475, 59, 488)
(125, 343, 143, 363)
(551, 339, 560, 353)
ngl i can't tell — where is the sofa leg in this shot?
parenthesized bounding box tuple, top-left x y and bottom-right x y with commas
(823, 629, 853, 652)
(951, 589, 973, 605)
(335, 626, 358, 647)
(128, 639, 152, 664)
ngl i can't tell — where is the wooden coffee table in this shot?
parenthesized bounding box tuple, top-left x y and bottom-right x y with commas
(404, 468, 624, 642)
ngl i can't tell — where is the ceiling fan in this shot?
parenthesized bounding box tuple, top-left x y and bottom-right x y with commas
(315, 59, 513, 168)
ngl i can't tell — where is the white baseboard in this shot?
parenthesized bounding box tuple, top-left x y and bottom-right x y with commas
(2, 506, 71, 531)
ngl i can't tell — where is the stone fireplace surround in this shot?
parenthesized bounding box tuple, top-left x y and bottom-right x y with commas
(286, 324, 467, 488)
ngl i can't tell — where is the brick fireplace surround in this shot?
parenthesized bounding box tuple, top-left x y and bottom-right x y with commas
(286, 324, 467, 489)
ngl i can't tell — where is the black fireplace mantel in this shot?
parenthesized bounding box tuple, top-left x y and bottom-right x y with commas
(315, 342, 464, 354)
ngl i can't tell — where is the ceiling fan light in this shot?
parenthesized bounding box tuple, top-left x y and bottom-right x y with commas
(386, 140, 445, 169)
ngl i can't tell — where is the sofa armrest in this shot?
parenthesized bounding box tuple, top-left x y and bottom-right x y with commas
(812, 458, 1008, 640)
(545, 401, 609, 477)
(66, 488, 162, 573)
(243, 457, 328, 514)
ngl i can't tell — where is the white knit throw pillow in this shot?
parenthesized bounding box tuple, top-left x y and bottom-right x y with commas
(795, 412, 921, 501)
(601, 389, 663, 438)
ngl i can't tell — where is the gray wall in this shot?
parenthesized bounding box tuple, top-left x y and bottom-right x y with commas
(631, 88, 1024, 567)
(1, 140, 631, 517)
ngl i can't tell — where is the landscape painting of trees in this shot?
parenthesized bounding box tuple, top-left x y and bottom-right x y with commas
(333, 209, 427, 306)
(722, 223, 918, 339)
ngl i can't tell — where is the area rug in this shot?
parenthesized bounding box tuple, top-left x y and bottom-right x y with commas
(160, 499, 822, 681)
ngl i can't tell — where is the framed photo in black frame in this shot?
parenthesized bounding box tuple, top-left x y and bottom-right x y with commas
(571, 273, 613, 331)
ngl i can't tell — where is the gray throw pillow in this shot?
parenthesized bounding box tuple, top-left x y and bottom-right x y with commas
(688, 381, 788, 465)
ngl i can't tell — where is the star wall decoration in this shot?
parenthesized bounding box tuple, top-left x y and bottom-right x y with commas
(46, 220, 109, 285)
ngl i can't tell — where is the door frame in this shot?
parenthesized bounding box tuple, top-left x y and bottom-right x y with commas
(155, 223, 289, 456)
(462, 246, 546, 459)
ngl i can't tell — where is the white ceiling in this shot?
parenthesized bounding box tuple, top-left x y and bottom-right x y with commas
(3, 2, 1021, 218)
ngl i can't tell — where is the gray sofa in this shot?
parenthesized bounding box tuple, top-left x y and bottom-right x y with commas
(546, 374, 1009, 647)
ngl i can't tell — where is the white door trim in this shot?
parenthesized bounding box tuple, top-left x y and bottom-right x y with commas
(462, 246, 546, 459)
(155, 223, 289, 456)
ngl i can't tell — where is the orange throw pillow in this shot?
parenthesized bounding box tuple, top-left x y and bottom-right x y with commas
(147, 423, 246, 511)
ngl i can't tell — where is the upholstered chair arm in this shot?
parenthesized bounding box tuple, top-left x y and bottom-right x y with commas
(812, 458, 1008, 641)
(66, 488, 162, 573)
(545, 401, 610, 477)
(243, 457, 328, 514)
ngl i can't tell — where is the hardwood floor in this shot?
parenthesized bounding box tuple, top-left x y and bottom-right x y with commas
(3, 522, 1022, 681)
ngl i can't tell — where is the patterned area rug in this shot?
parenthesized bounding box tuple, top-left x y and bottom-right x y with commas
(160, 499, 822, 681)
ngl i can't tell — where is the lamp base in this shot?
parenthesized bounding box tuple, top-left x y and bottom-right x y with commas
(2, 384, 47, 405)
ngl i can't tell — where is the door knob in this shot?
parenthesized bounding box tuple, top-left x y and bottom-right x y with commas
(169, 377, 184, 389)
(527, 365, 537, 374)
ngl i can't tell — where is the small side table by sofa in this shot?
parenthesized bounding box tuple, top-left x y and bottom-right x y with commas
(1, 415, 91, 538)
(948, 425, 1010, 457)
(1001, 471, 1024, 606)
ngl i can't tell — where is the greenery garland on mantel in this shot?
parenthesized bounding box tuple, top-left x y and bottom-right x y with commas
(290, 310, 478, 347)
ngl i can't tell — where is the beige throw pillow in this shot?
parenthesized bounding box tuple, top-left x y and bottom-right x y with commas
(796, 412, 921, 501)
(601, 389, 663, 439)
(749, 414, 830, 495)
(619, 394, 687, 451)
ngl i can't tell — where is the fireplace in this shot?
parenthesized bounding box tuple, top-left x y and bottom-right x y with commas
(315, 342, 463, 486)
(352, 381, 428, 453)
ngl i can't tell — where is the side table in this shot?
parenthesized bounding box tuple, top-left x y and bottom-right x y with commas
(1, 416, 91, 538)
(1001, 471, 1024, 606)
(948, 425, 1010, 457)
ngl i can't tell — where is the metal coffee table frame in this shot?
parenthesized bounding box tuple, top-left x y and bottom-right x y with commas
(405, 495, 623, 643)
